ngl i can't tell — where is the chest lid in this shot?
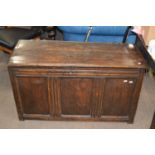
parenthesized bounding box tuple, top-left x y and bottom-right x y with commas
(8, 40, 148, 69)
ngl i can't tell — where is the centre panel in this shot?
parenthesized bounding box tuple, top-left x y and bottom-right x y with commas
(60, 78, 93, 116)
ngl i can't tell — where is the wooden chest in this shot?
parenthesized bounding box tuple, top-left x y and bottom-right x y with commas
(8, 40, 148, 123)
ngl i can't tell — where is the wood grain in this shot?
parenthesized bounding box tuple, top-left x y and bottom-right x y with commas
(8, 40, 148, 122)
(8, 40, 147, 69)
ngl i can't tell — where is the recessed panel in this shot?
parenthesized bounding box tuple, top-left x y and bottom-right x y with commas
(17, 77, 49, 114)
(60, 78, 93, 115)
(102, 78, 136, 116)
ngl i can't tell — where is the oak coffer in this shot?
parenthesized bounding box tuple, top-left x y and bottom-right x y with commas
(8, 40, 148, 123)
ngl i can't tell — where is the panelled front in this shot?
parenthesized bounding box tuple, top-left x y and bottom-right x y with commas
(54, 77, 138, 121)
(9, 68, 142, 122)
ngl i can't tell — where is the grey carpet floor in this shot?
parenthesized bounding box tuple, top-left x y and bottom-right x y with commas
(0, 52, 155, 129)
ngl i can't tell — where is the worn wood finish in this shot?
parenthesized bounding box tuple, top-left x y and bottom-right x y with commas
(101, 78, 136, 116)
(9, 40, 147, 69)
(60, 78, 93, 116)
(17, 77, 49, 114)
(8, 40, 148, 123)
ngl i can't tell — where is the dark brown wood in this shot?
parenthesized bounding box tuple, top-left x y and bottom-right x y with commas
(150, 112, 155, 129)
(101, 78, 136, 116)
(128, 69, 145, 123)
(8, 70, 24, 120)
(8, 40, 147, 69)
(8, 40, 148, 123)
(17, 77, 49, 114)
(61, 78, 92, 115)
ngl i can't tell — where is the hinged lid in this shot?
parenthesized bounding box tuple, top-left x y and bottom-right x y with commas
(8, 40, 148, 69)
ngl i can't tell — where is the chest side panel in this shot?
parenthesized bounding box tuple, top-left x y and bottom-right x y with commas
(101, 78, 137, 117)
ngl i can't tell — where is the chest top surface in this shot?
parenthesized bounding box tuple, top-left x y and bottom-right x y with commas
(8, 40, 147, 69)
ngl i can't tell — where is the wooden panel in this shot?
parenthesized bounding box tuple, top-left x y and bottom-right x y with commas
(128, 70, 144, 123)
(91, 79, 105, 117)
(11, 67, 141, 78)
(17, 77, 50, 115)
(8, 40, 148, 69)
(60, 78, 93, 116)
(101, 78, 136, 116)
(51, 78, 61, 117)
